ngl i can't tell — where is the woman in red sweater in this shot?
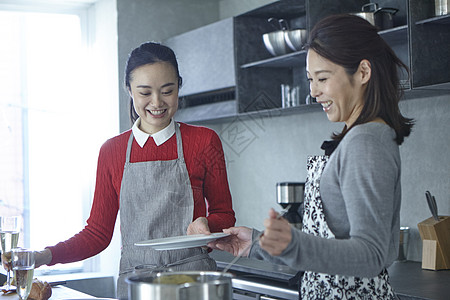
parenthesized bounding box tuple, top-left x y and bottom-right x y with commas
(33, 42, 235, 298)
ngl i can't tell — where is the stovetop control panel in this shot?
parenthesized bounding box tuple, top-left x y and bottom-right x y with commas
(232, 277, 299, 300)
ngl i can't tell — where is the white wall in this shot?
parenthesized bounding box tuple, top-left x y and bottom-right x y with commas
(219, 0, 275, 19)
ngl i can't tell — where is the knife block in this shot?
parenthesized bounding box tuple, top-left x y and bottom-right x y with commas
(417, 216, 450, 270)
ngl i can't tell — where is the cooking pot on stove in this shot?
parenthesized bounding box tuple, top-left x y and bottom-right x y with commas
(126, 271, 233, 300)
(352, 3, 399, 30)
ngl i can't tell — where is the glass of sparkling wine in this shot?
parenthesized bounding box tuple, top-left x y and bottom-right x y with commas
(12, 248, 35, 300)
(0, 216, 20, 289)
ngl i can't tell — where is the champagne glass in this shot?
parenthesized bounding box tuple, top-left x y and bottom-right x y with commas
(0, 216, 20, 290)
(12, 248, 35, 300)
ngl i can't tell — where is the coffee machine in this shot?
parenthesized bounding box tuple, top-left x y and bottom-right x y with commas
(276, 182, 304, 229)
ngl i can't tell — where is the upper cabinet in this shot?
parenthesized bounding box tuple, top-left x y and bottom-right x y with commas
(168, 0, 450, 123)
(235, 0, 371, 114)
(165, 18, 236, 97)
(165, 18, 238, 123)
(409, 0, 450, 89)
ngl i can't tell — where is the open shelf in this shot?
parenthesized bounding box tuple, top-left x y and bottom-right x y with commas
(241, 24, 408, 70)
(241, 50, 307, 69)
(379, 25, 408, 45)
(415, 14, 450, 25)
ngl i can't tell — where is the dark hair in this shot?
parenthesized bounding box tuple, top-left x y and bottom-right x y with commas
(305, 14, 414, 145)
(124, 42, 183, 124)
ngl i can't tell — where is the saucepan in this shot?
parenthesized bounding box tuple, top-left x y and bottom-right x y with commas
(352, 3, 399, 30)
(126, 271, 233, 300)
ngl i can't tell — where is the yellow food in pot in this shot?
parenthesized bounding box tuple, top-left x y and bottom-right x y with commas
(154, 274, 196, 284)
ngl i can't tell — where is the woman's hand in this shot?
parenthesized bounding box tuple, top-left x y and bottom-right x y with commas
(208, 227, 253, 257)
(187, 217, 210, 235)
(35, 249, 52, 268)
(2, 249, 52, 270)
(259, 208, 292, 256)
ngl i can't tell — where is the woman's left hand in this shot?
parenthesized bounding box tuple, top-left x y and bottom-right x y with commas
(259, 208, 292, 256)
(187, 217, 210, 235)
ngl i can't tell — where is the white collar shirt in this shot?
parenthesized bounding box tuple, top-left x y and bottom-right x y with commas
(131, 118, 176, 148)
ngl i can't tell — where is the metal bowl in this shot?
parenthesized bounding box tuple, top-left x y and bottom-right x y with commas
(284, 29, 307, 52)
(263, 30, 292, 56)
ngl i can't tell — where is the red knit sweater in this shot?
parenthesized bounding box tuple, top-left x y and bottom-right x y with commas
(48, 123, 235, 265)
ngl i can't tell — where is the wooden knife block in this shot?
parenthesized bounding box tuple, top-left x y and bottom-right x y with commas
(417, 216, 450, 270)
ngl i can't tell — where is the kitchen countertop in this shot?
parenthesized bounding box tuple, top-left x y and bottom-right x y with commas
(0, 285, 98, 299)
(211, 250, 450, 300)
(387, 261, 450, 300)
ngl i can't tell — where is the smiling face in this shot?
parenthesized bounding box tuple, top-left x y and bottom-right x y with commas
(306, 49, 368, 127)
(128, 62, 179, 134)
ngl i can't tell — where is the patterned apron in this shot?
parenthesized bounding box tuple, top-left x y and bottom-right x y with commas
(116, 123, 216, 299)
(300, 155, 396, 299)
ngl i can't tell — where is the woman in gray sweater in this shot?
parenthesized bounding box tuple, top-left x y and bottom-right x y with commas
(209, 14, 414, 299)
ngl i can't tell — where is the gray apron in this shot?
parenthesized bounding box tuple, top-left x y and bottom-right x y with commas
(117, 123, 216, 299)
(300, 155, 396, 299)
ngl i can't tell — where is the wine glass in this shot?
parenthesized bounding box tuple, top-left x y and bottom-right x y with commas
(12, 248, 35, 300)
(0, 216, 20, 290)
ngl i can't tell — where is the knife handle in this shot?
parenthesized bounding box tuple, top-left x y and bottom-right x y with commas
(426, 191, 439, 221)
(431, 195, 439, 221)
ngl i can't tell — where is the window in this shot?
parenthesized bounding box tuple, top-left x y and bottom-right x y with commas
(0, 0, 119, 274)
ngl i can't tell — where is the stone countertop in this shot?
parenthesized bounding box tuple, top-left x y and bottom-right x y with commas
(0, 285, 99, 299)
(387, 261, 450, 300)
(210, 250, 450, 300)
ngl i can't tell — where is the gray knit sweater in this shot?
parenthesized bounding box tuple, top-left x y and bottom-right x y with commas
(249, 122, 401, 278)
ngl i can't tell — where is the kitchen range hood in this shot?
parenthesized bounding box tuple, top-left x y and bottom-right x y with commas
(164, 18, 237, 122)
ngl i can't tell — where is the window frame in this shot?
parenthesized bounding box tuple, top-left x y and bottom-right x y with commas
(0, 0, 119, 276)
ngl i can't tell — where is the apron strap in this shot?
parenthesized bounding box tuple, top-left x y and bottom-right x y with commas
(125, 132, 134, 164)
(174, 122, 185, 164)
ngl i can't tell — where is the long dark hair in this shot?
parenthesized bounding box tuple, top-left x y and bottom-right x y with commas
(124, 42, 183, 124)
(305, 14, 414, 145)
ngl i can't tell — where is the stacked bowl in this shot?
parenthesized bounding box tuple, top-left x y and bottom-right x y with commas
(262, 18, 307, 56)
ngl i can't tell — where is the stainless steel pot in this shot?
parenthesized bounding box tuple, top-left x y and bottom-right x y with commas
(435, 0, 450, 16)
(276, 182, 305, 205)
(126, 271, 233, 300)
(353, 3, 399, 30)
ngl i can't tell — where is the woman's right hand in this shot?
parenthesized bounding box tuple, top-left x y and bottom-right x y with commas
(208, 226, 253, 257)
(2, 249, 52, 271)
(35, 249, 52, 268)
